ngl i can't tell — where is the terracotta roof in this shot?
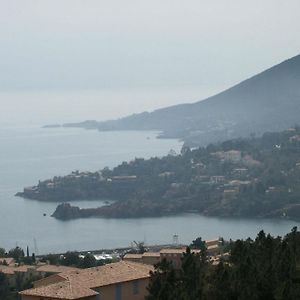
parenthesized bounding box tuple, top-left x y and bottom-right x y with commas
(21, 261, 153, 299)
(33, 274, 66, 288)
(0, 257, 14, 266)
(0, 265, 33, 275)
(61, 261, 153, 288)
(160, 248, 200, 254)
(0, 266, 15, 275)
(36, 265, 79, 274)
(160, 248, 186, 254)
(21, 280, 98, 299)
(15, 265, 33, 273)
(143, 252, 160, 257)
(205, 239, 220, 247)
(123, 254, 143, 259)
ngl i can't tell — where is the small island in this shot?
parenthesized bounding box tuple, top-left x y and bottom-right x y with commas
(17, 127, 300, 221)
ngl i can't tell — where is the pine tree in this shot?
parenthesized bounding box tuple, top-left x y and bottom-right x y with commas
(146, 258, 178, 300)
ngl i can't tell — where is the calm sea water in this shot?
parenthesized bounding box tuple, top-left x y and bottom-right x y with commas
(0, 126, 299, 254)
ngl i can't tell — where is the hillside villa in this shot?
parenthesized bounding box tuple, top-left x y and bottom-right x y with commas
(20, 261, 153, 300)
(124, 238, 223, 269)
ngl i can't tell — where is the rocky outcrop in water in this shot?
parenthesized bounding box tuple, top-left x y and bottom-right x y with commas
(51, 203, 81, 220)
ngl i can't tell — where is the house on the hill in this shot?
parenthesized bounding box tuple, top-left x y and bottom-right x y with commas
(124, 240, 222, 269)
(20, 261, 153, 300)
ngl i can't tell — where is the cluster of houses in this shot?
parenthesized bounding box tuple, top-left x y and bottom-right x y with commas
(186, 150, 261, 201)
(1, 238, 227, 300)
(124, 238, 225, 270)
(23, 172, 139, 196)
(20, 261, 152, 300)
(0, 258, 78, 289)
(191, 170, 252, 201)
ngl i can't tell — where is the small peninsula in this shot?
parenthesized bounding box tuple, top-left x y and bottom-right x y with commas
(17, 127, 300, 221)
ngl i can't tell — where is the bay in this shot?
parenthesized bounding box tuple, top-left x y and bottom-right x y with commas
(0, 126, 298, 254)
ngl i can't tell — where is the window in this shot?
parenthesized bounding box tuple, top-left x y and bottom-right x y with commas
(132, 280, 140, 295)
(115, 283, 122, 300)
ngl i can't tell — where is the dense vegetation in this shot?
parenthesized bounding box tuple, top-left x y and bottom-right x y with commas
(0, 246, 36, 265)
(39, 251, 115, 269)
(147, 228, 300, 300)
(0, 247, 39, 300)
(18, 127, 300, 220)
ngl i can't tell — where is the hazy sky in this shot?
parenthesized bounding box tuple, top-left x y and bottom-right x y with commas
(0, 0, 300, 125)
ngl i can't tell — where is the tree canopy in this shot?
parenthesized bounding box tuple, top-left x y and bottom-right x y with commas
(147, 228, 300, 300)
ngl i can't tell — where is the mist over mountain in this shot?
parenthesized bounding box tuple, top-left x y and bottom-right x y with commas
(65, 54, 300, 146)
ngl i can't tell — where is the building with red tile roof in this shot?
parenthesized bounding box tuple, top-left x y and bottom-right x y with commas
(20, 261, 153, 300)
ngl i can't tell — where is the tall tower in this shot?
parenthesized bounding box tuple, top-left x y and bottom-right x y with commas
(172, 234, 179, 246)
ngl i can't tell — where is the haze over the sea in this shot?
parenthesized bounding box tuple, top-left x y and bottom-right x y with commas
(0, 86, 223, 127)
(1, 0, 300, 126)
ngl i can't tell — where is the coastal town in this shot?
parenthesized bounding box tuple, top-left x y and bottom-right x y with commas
(2, 0, 300, 298)
(17, 127, 300, 221)
(1, 238, 226, 300)
(2, 228, 300, 299)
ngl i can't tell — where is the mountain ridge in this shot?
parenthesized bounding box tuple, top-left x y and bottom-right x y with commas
(62, 54, 300, 146)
